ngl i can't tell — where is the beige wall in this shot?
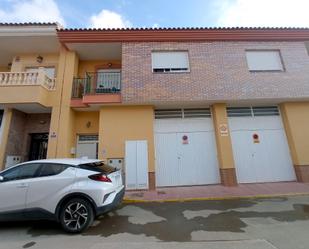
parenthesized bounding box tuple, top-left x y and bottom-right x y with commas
(0, 108, 12, 169)
(47, 48, 79, 158)
(99, 106, 155, 172)
(0, 66, 9, 72)
(212, 103, 235, 169)
(280, 102, 309, 166)
(74, 111, 100, 135)
(10, 54, 59, 75)
(78, 60, 121, 77)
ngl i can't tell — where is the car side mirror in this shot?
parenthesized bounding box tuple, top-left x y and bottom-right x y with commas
(0, 176, 3, 182)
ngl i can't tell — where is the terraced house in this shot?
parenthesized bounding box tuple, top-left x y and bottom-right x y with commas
(1, 23, 309, 190)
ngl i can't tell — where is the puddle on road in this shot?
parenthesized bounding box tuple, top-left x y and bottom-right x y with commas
(17, 198, 309, 242)
(22, 241, 36, 248)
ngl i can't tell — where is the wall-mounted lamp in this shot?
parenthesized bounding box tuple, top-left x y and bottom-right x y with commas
(36, 55, 43, 63)
(15, 56, 20, 62)
(107, 62, 113, 68)
(86, 121, 91, 128)
(7, 63, 12, 70)
(39, 120, 46, 125)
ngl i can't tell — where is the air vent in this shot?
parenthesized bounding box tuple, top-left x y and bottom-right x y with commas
(78, 135, 98, 142)
(227, 106, 280, 117)
(252, 106, 279, 116)
(183, 108, 211, 118)
(227, 107, 252, 117)
(154, 109, 183, 119)
(155, 108, 211, 119)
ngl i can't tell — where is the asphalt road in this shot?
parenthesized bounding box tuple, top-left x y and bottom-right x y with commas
(1, 195, 309, 249)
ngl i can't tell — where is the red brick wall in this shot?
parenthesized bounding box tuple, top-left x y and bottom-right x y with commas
(121, 41, 309, 104)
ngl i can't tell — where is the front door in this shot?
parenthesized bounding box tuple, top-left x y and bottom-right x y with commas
(76, 135, 98, 159)
(29, 133, 48, 161)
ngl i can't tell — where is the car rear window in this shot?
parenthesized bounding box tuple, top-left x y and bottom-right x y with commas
(78, 162, 116, 174)
(38, 163, 69, 177)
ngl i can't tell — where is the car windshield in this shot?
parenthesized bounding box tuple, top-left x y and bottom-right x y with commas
(78, 162, 117, 174)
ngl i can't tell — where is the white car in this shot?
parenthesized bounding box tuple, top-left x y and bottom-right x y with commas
(0, 158, 125, 233)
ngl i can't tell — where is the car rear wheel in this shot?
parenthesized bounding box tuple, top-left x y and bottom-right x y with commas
(60, 198, 94, 233)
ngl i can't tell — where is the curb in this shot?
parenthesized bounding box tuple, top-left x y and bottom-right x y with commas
(123, 192, 309, 203)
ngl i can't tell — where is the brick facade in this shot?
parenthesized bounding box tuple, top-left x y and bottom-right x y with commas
(122, 41, 309, 104)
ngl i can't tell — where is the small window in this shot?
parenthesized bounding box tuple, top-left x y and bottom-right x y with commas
(245, 50, 284, 71)
(38, 163, 69, 177)
(18, 164, 41, 180)
(152, 51, 189, 73)
(79, 162, 116, 174)
(0, 110, 3, 127)
(0, 167, 21, 182)
(25, 67, 56, 78)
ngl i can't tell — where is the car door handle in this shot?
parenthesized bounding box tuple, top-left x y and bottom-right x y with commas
(16, 183, 29, 188)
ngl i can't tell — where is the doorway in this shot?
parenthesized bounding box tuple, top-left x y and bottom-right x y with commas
(29, 133, 49, 161)
(76, 135, 98, 159)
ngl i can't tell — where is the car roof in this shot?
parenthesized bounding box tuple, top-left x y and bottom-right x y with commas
(20, 158, 102, 166)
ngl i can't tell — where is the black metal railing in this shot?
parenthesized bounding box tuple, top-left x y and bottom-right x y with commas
(72, 71, 121, 98)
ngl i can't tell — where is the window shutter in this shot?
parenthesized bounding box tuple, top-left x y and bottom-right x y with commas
(152, 52, 189, 70)
(246, 51, 283, 71)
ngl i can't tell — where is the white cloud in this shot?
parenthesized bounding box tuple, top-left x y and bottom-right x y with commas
(89, 9, 132, 29)
(0, 0, 65, 26)
(217, 0, 309, 27)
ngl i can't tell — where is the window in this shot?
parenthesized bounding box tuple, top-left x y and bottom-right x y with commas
(151, 51, 189, 73)
(18, 164, 41, 180)
(25, 67, 56, 78)
(0, 110, 3, 127)
(0, 164, 41, 182)
(245, 50, 284, 71)
(79, 162, 116, 174)
(38, 163, 69, 177)
(0, 167, 21, 182)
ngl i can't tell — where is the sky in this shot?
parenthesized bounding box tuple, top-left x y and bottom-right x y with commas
(0, 0, 309, 29)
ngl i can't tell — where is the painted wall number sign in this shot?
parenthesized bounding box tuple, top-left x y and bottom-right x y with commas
(50, 132, 57, 138)
(219, 124, 229, 136)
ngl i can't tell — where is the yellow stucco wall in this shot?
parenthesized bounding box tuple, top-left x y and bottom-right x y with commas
(47, 48, 79, 158)
(98, 106, 155, 172)
(78, 60, 121, 77)
(0, 66, 9, 72)
(0, 108, 13, 170)
(212, 103, 235, 169)
(10, 54, 59, 74)
(0, 85, 52, 106)
(280, 102, 309, 166)
(74, 111, 100, 135)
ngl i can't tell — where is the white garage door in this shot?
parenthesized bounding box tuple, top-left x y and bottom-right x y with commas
(228, 106, 296, 183)
(154, 109, 220, 187)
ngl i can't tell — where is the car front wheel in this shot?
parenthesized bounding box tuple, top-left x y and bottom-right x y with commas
(60, 198, 94, 233)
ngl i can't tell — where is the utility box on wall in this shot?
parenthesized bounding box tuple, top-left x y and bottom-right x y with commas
(125, 140, 149, 190)
(5, 156, 21, 169)
(107, 158, 124, 170)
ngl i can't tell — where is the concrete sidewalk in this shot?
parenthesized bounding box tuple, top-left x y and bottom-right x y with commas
(124, 182, 309, 202)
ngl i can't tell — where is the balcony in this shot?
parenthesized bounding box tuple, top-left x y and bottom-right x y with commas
(71, 71, 121, 107)
(0, 70, 56, 107)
